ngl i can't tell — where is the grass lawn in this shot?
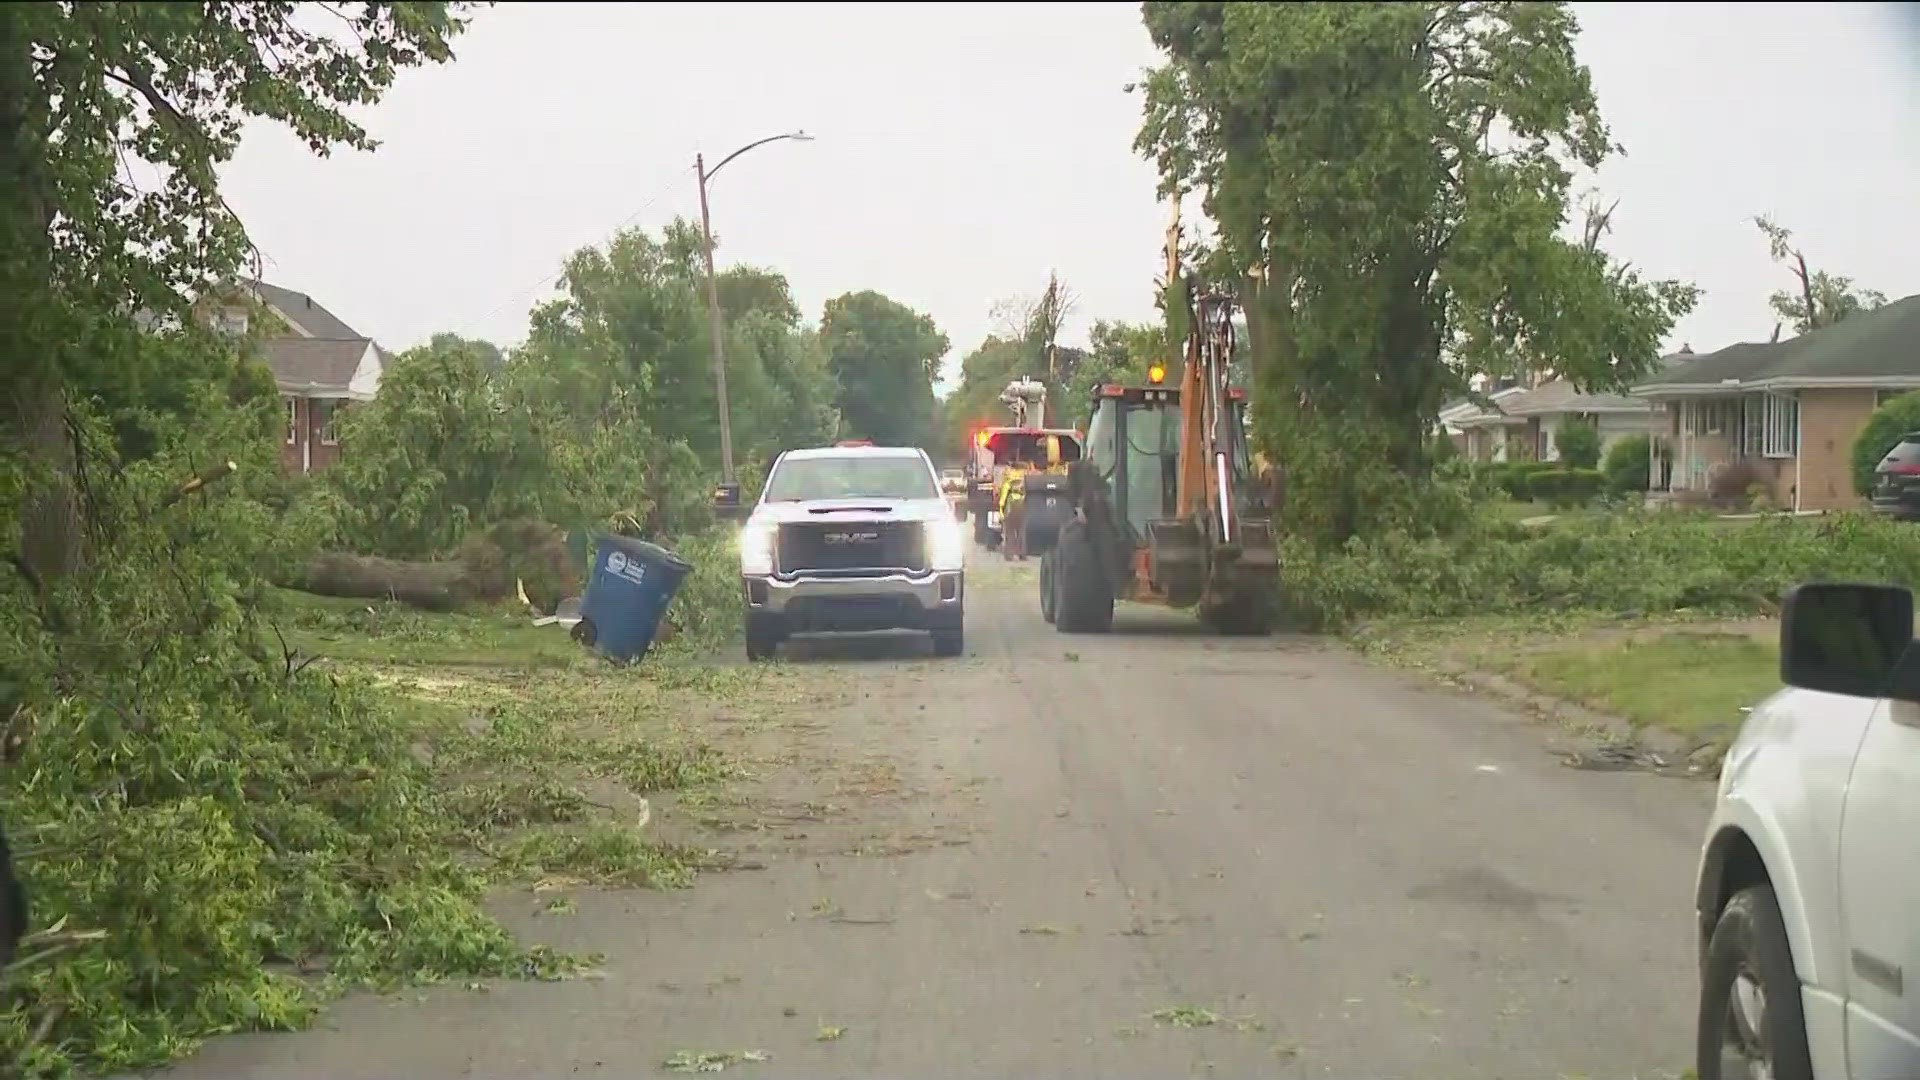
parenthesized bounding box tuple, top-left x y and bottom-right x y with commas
(262, 587, 586, 669)
(256, 587, 829, 888)
(1496, 629, 1779, 747)
(1483, 498, 1552, 523)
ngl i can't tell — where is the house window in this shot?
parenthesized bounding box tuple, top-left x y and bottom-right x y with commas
(1741, 391, 1798, 458)
(315, 400, 340, 446)
(285, 397, 298, 445)
(1683, 400, 1728, 437)
(215, 308, 249, 336)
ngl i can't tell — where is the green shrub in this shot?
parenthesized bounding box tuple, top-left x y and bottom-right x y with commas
(1852, 390, 1920, 495)
(1527, 468, 1604, 509)
(1554, 420, 1602, 469)
(1603, 434, 1652, 494)
(1278, 510, 1920, 632)
(1492, 460, 1555, 501)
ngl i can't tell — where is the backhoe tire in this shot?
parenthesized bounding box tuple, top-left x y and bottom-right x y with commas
(1053, 523, 1113, 634)
(1039, 550, 1057, 624)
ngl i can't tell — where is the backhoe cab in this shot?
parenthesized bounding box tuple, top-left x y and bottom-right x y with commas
(1038, 203, 1279, 635)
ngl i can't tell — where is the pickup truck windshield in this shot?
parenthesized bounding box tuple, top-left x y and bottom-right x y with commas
(764, 456, 940, 502)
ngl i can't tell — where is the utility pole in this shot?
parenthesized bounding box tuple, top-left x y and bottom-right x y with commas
(696, 153, 735, 485)
(693, 131, 813, 490)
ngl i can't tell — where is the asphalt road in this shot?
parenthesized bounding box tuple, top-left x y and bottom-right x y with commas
(168, 557, 1713, 1079)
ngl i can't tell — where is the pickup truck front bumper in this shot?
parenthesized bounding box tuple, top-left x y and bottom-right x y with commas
(743, 570, 964, 634)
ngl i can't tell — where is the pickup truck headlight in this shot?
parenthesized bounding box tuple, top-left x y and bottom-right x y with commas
(927, 518, 965, 571)
(738, 521, 775, 576)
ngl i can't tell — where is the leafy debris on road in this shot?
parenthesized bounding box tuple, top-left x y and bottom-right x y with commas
(1019, 923, 1066, 936)
(662, 1049, 770, 1073)
(1151, 1005, 1221, 1028)
(815, 1023, 845, 1042)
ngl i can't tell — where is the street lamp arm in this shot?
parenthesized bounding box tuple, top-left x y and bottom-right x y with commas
(705, 130, 811, 183)
(696, 127, 811, 486)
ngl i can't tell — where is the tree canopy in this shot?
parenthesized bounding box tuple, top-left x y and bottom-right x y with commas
(511, 220, 836, 475)
(1, 1, 475, 576)
(1134, 0, 1698, 540)
(821, 290, 949, 447)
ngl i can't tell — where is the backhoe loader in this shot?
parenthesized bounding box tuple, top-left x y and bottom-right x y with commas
(1038, 200, 1280, 635)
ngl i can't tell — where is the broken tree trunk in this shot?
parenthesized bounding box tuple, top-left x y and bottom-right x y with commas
(286, 519, 581, 615)
(291, 551, 511, 613)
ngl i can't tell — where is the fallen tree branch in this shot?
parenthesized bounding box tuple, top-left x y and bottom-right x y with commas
(159, 459, 238, 509)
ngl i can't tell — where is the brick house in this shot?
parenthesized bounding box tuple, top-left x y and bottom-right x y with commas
(200, 280, 387, 474)
(1443, 361, 1676, 465)
(1438, 381, 1528, 461)
(1630, 293, 1920, 512)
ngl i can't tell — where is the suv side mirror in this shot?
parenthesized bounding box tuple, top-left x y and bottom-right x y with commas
(1780, 582, 1915, 698)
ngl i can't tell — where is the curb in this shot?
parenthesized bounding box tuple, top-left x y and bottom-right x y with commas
(1425, 658, 1724, 779)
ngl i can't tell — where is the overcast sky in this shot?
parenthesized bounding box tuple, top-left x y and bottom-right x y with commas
(219, 1, 1919, 392)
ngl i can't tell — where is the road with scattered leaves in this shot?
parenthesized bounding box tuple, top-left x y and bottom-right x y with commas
(165, 555, 1710, 1079)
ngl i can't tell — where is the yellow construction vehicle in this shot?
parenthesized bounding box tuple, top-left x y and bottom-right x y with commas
(1039, 199, 1280, 634)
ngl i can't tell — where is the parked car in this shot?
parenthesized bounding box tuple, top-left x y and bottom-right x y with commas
(1867, 431, 1920, 520)
(1693, 581, 1919, 1080)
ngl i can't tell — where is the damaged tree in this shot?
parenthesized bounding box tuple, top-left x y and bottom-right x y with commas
(0, 3, 473, 583)
(1133, 1, 1698, 542)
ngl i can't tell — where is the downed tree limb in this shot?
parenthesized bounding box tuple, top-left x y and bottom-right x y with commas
(285, 520, 582, 614)
(160, 460, 238, 509)
(290, 551, 510, 613)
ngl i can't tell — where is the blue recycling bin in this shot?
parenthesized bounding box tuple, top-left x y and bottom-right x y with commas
(575, 534, 694, 663)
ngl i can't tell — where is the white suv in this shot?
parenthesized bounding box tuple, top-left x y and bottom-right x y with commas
(1693, 582, 1920, 1080)
(735, 444, 966, 661)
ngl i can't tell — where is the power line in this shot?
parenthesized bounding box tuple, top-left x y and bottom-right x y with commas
(457, 159, 697, 339)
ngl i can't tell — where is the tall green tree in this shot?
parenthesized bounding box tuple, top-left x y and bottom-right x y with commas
(1, 2, 473, 578)
(1754, 215, 1887, 335)
(821, 291, 948, 447)
(514, 221, 833, 470)
(1135, 1, 1697, 541)
(427, 332, 507, 372)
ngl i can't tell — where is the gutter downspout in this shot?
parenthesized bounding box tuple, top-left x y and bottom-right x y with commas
(1792, 402, 1802, 513)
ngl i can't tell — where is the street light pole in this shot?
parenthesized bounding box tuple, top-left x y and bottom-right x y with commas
(695, 130, 813, 487)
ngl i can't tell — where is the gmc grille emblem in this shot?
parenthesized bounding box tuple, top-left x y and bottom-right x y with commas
(823, 531, 880, 544)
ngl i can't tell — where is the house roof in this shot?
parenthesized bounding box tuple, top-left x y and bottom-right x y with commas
(264, 337, 372, 395)
(1497, 379, 1648, 417)
(1439, 384, 1526, 419)
(246, 279, 364, 340)
(1634, 293, 1920, 394)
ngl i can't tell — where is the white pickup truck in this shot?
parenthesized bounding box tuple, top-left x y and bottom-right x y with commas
(734, 444, 967, 661)
(1694, 581, 1920, 1080)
